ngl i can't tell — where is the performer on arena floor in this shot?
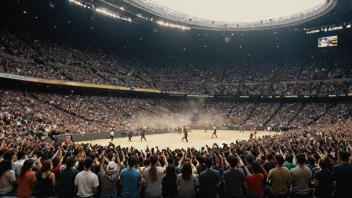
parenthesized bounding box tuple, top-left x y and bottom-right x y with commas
(205, 125, 208, 133)
(239, 125, 244, 133)
(212, 127, 217, 138)
(128, 130, 133, 142)
(109, 128, 114, 141)
(182, 126, 188, 142)
(141, 129, 147, 142)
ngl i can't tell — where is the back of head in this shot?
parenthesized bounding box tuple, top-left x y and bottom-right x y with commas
(296, 153, 306, 165)
(165, 164, 176, 179)
(0, 160, 12, 177)
(66, 157, 76, 169)
(150, 155, 158, 166)
(308, 156, 316, 166)
(148, 155, 159, 183)
(17, 151, 25, 160)
(251, 160, 260, 173)
(128, 156, 137, 167)
(167, 157, 174, 164)
(20, 159, 34, 177)
(338, 150, 351, 162)
(227, 155, 238, 168)
(39, 160, 52, 174)
(181, 162, 192, 181)
(52, 157, 60, 167)
(318, 159, 328, 170)
(3, 150, 15, 161)
(266, 153, 273, 161)
(245, 154, 254, 164)
(204, 156, 213, 169)
(84, 157, 93, 169)
(286, 154, 294, 163)
(107, 151, 114, 161)
(275, 154, 284, 166)
(77, 160, 85, 171)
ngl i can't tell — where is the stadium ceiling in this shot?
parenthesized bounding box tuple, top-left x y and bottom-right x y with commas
(123, 0, 337, 31)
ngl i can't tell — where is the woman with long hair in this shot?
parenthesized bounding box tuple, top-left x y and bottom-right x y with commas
(162, 164, 178, 198)
(313, 159, 334, 198)
(143, 154, 167, 198)
(35, 160, 56, 198)
(17, 159, 36, 198)
(177, 162, 197, 198)
(0, 160, 17, 196)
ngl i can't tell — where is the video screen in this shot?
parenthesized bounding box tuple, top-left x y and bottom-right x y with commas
(318, 36, 338, 47)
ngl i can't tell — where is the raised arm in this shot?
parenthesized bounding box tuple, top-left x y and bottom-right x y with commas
(162, 151, 168, 168)
(99, 149, 106, 173)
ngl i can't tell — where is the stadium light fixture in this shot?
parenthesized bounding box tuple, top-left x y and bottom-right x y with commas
(157, 20, 190, 30)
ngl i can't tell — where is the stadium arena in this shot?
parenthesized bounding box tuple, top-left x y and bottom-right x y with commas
(1, 0, 352, 198)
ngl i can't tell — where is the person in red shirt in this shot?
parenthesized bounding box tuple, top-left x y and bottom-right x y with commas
(17, 159, 36, 198)
(51, 157, 61, 177)
(246, 160, 267, 198)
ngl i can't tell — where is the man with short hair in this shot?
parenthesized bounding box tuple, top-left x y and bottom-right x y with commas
(74, 158, 99, 198)
(222, 155, 245, 197)
(263, 153, 276, 174)
(267, 154, 290, 198)
(332, 150, 352, 198)
(289, 154, 312, 198)
(306, 156, 316, 172)
(283, 154, 296, 170)
(199, 156, 221, 198)
(120, 157, 142, 198)
(57, 157, 79, 198)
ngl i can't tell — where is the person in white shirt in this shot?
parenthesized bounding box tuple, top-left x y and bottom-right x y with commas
(110, 129, 114, 141)
(74, 158, 99, 198)
(13, 151, 26, 177)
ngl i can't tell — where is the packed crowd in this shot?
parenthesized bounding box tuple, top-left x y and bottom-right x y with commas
(0, 113, 352, 198)
(1, 31, 352, 95)
(2, 88, 352, 136)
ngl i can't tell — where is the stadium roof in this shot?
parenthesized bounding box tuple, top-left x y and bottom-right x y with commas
(1, 0, 351, 59)
(125, 0, 336, 31)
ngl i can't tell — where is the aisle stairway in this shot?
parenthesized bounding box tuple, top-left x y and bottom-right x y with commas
(264, 103, 283, 126)
(241, 103, 259, 125)
(288, 103, 306, 126)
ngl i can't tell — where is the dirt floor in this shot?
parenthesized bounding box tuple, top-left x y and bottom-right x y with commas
(77, 130, 283, 150)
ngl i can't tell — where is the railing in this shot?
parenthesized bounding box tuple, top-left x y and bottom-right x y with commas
(124, 0, 335, 30)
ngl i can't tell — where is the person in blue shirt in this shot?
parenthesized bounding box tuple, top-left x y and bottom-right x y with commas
(307, 156, 316, 172)
(120, 157, 142, 198)
(332, 150, 352, 198)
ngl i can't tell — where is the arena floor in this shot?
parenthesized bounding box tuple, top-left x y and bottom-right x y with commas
(78, 130, 282, 150)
